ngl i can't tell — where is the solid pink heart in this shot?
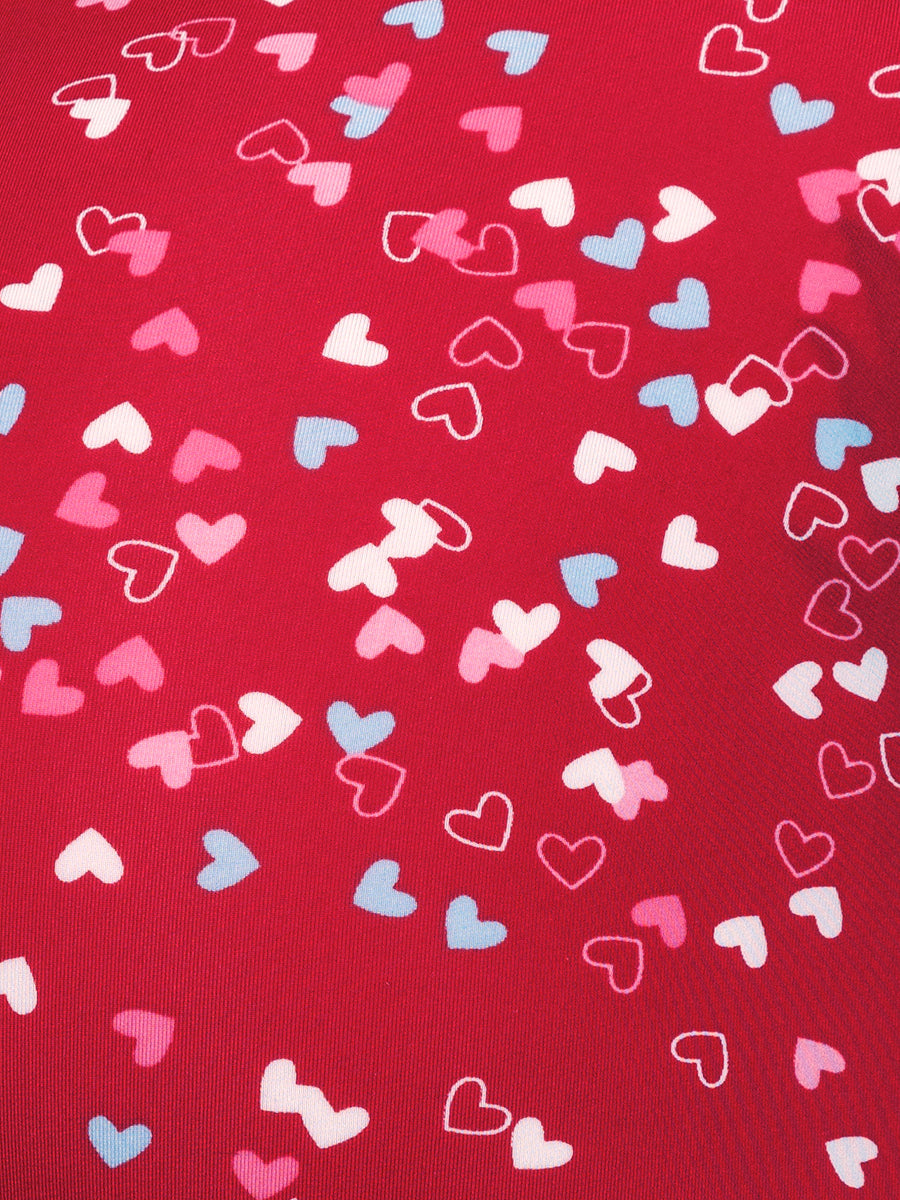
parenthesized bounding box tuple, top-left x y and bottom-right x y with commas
(630, 895, 687, 948)
(55, 472, 119, 528)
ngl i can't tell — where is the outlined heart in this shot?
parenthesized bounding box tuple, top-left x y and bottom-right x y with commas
(562, 321, 630, 378)
(699, 24, 769, 76)
(107, 541, 178, 603)
(783, 482, 848, 540)
(536, 834, 606, 889)
(443, 1077, 512, 1135)
(804, 579, 862, 641)
(411, 383, 482, 439)
(838, 535, 900, 590)
(775, 820, 835, 878)
(449, 317, 523, 369)
(76, 205, 147, 254)
(452, 224, 519, 276)
(581, 936, 644, 993)
(444, 791, 513, 851)
(817, 741, 875, 798)
(335, 753, 406, 817)
(236, 120, 309, 164)
(670, 1032, 728, 1087)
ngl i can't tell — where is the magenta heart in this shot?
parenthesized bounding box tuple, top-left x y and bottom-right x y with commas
(21, 660, 85, 716)
(107, 229, 170, 277)
(56, 472, 119, 528)
(514, 280, 577, 331)
(630, 895, 687, 948)
(797, 169, 861, 223)
(112, 1009, 175, 1066)
(343, 61, 411, 108)
(131, 307, 199, 356)
(458, 628, 524, 683)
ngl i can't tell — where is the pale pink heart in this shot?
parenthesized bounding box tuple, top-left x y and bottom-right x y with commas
(95, 636, 164, 691)
(286, 161, 352, 206)
(793, 1038, 845, 1089)
(175, 513, 246, 564)
(798, 261, 861, 314)
(344, 61, 411, 108)
(171, 429, 241, 483)
(107, 229, 170, 277)
(458, 628, 524, 683)
(131, 307, 199, 355)
(232, 1151, 300, 1200)
(412, 210, 476, 261)
(513, 280, 576, 331)
(112, 1010, 175, 1066)
(21, 660, 85, 716)
(458, 106, 522, 152)
(127, 730, 193, 788)
(797, 170, 861, 223)
(255, 33, 317, 72)
(55, 472, 119, 528)
(612, 760, 668, 820)
(630, 895, 687, 948)
(356, 605, 425, 658)
(76, 0, 131, 7)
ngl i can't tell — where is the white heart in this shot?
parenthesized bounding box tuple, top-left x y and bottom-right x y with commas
(789, 886, 842, 938)
(704, 382, 772, 435)
(328, 543, 398, 597)
(295, 1087, 370, 1148)
(826, 1137, 878, 1188)
(238, 692, 302, 754)
(492, 600, 559, 654)
(69, 95, 130, 138)
(379, 498, 442, 560)
(260, 1058, 305, 1112)
(652, 186, 716, 242)
(833, 647, 887, 701)
(508, 177, 575, 227)
(861, 457, 900, 514)
(585, 639, 645, 699)
(573, 431, 637, 484)
(0, 957, 37, 1014)
(856, 147, 900, 203)
(511, 1118, 573, 1170)
(713, 915, 767, 968)
(0, 263, 63, 312)
(54, 828, 123, 883)
(561, 747, 625, 804)
(381, 210, 434, 263)
(773, 661, 823, 718)
(83, 402, 152, 453)
(662, 515, 718, 569)
(323, 313, 388, 366)
(698, 24, 769, 76)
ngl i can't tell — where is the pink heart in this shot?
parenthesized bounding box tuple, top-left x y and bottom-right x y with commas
(581, 935, 644, 994)
(798, 260, 861, 314)
(612, 760, 668, 820)
(452, 223, 519, 277)
(536, 834, 606, 889)
(286, 160, 352, 206)
(797, 169, 861, 223)
(459, 106, 522, 152)
(55, 472, 119, 528)
(514, 280, 576, 331)
(107, 229, 170, 277)
(356, 605, 425, 658)
(412, 210, 475, 262)
(21, 660, 85, 716)
(818, 741, 876, 799)
(171, 429, 241, 483)
(255, 33, 317, 72)
(127, 730, 194, 789)
(95, 636, 164, 691)
(232, 1151, 300, 1200)
(112, 1010, 175, 1066)
(630, 894, 687, 948)
(131, 307, 199, 356)
(794, 1037, 845, 1089)
(344, 61, 411, 108)
(76, 0, 130, 7)
(458, 628, 524, 683)
(175, 513, 246, 564)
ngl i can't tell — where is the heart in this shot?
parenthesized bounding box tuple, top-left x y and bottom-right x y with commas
(581, 936, 644, 993)
(699, 24, 769, 76)
(778, 327, 848, 381)
(798, 261, 860, 314)
(861, 456, 900, 513)
(0, 382, 25, 434)
(825, 1137, 878, 1188)
(789, 885, 842, 937)
(670, 1032, 728, 1087)
(356, 605, 424, 658)
(775, 820, 835, 878)
(559, 553, 618, 607)
(630, 895, 687, 949)
(0, 526, 24, 574)
(562, 321, 630, 378)
(328, 544, 397, 596)
(773, 661, 823, 719)
(581, 219, 645, 269)
(88, 1116, 152, 1168)
(344, 61, 410, 107)
(412, 209, 475, 261)
(232, 1151, 300, 1199)
(68, 96, 130, 139)
(381, 209, 434, 261)
(286, 160, 352, 206)
(662, 515, 718, 569)
(131, 307, 199, 355)
(82, 401, 152, 453)
(445, 896, 507, 949)
(260, 1059, 306, 1111)
(704, 382, 772, 436)
(327, 701, 394, 753)
(353, 859, 417, 916)
(238, 692, 301, 754)
(815, 418, 872, 470)
(417, 499, 471, 550)
(856, 147, 900, 201)
(449, 317, 522, 369)
(797, 170, 860, 223)
(509, 177, 574, 226)
(0, 958, 37, 1014)
(838, 536, 900, 590)
(770, 83, 834, 133)
(458, 106, 522, 152)
(292, 416, 358, 469)
(112, 1010, 175, 1067)
(121, 31, 187, 72)
(171, 429, 241, 483)
(292, 1087, 370, 1148)
(882, 732, 900, 787)
(511, 1118, 572, 1170)
(858, 183, 900, 240)
(561, 747, 625, 805)
(514, 280, 576, 331)
(452, 223, 518, 276)
(107, 541, 178, 603)
(586, 638, 651, 727)
(713, 915, 767, 967)
(75, 206, 147, 255)
(833, 647, 887, 700)
(649, 277, 709, 329)
(492, 600, 559, 653)
(323, 313, 387, 366)
(236, 120, 309, 165)
(412, 383, 482, 439)
(804, 580, 862, 641)
(255, 33, 317, 72)
(77, 0, 131, 9)
(444, 791, 513, 851)
(335, 754, 406, 817)
(107, 229, 170, 277)
(56, 472, 119, 528)
(612, 760, 669, 820)
(197, 830, 259, 891)
(536, 834, 606, 889)
(383, 0, 444, 38)
(818, 741, 875, 798)
(54, 828, 122, 882)
(783, 482, 848, 540)
(1, 596, 61, 651)
(639, 374, 699, 426)
(573, 431, 636, 483)
(486, 30, 548, 75)
(443, 1077, 512, 1135)
(458, 628, 524, 682)
(652, 186, 715, 242)
(170, 17, 235, 56)
(869, 63, 900, 97)
(127, 730, 193, 788)
(175, 513, 246, 564)
(0, 263, 62, 311)
(331, 95, 391, 139)
(744, 0, 788, 17)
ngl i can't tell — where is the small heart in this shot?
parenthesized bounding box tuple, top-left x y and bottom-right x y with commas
(236, 119, 309, 165)
(75, 205, 146, 255)
(770, 83, 834, 134)
(292, 1087, 370, 1149)
(794, 1038, 845, 1090)
(586, 638, 649, 712)
(344, 61, 410, 107)
(323, 313, 387, 366)
(861, 456, 900, 513)
(411, 383, 482, 439)
(54, 828, 122, 883)
(818, 741, 875, 798)
(131, 307, 199, 356)
(561, 747, 625, 804)
(581, 219, 645, 270)
(255, 32, 317, 72)
(789, 885, 842, 938)
(355, 605, 424, 658)
(833, 647, 887, 701)
(662, 515, 718, 569)
(825, 1137, 878, 1188)
(382, 209, 434, 261)
(798, 169, 861, 223)
(0, 383, 25, 435)
(0, 957, 37, 1014)
(773, 661, 823, 719)
(0, 526, 25, 574)
(509, 177, 574, 227)
(804, 579, 862, 641)
(1, 596, 62, 652)
(869, 63, 900, 98)
(335, 753, 406, 817)
(107, 541, 178, 603)
(197, 830, 259, 892)
(331, 95, 391, 139)
(232, 1151, 300, 1200)
(327, 701, 394, 754)
(328, 544, 397, 597)
(815, 418, 872, 469)
(492, 599, 559, 653)
(514, 280, 576, 331)
(121, 31, 187, 72)
(353, 859, 417, 916)
(88, 1116, 152, 1168)
(562, 321, 630, 378)
(775, 820, 835, 878)
(536, 834, 606, 889)
(171, 17, 235, 56)
(379, 497, 441, 560)
(382, 0, 443, 38)
(838, 535, 900, 591)
(511, 1117, 572, 1170)
(56, 472, 119, 528)
(458, 106, 522, 152)
(670, 1032, 728, 1087)
(449, 317, 522, 370)
(630, 895, 687, 949)
(639, 375, 699, 427)
(106, 228, 169, 276)
(649, 277, 709, 329)
(82, 401, 151, 453)
(559, 553, 618, 607)
(444, 791, 513, 851)
(112, 1010, 175, 1067)
(0, 263, 62, 311)
(611, 759, 668, 820)
(581, 936, 644, 993)
(286, 160, 352, 206)
(652, 186, 715, 242)
(443, 1077, 512, 1135)
(458, 628, 524, 682)
(699, 24, 769, 76)
(486, 30, 548, 75)
(445, 895, 506, 949)
(293, 416, 358, 468)
(783, 482, 848, 541)
(172, 429, 241, 482)
(713, 915, 767, 967)
(798, 260, 860, 314)
(128, 730, 193, 788)
(176, 513, 246, 564)
(238, 692, 302, 754)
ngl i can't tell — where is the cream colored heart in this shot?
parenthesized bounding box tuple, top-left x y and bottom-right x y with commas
(652, 186, 716, 242)
(492, 600, 559, 654)
(323, 313, 388, 366)
(662, 515, 718, 569)
(857, 147, 900, 203)
(704, 383, 772, 435)
(508, 177, 575, 227)
(573, 431, 637, 484)
(1, 263, 63, 311)
(83, 402, 152, 453)
(54, 828, 123, 883)
(238, 692, 302, 754)
(561, 747, 625, 804)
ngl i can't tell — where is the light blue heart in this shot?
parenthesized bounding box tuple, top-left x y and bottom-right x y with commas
(354, 859, 417, 917)
(581, 219, 645, 270)
(88, 1116, 152, 1168)
(770, 83, 834, 134)
(815, 418, 872, 470)
(0, 527, 24, 576)
(638, 374, 699, 427)
(649, 278, 709, 329)
(330, 95, 391, 139)
(0, 383, 25, 436)
(382, 0, 444, 38)
(1, 595, 61, 651)
(293, 417, 359, 469)
(560, 553, 618, 608)
(446, 896, 507, 949)
(197, 830, 259, 892)
(486, 29, 548, 75)
(327, 701, 394, 754)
